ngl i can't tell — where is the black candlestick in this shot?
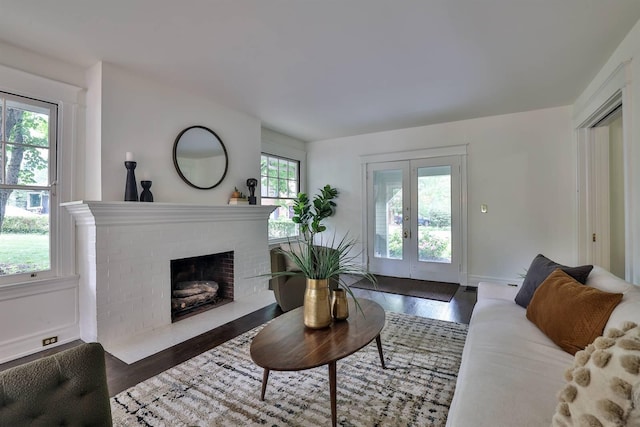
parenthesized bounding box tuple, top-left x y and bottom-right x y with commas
(124, 161, 139, 201)
(140, 180, 154, 202)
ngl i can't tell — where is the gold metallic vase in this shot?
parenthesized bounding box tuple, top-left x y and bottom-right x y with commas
(331, 288, 349, 321)
(304, 278, 332, 329)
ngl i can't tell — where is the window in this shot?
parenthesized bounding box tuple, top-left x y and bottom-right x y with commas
(261, 154, 300, 240)
(0, 92, 57, 280)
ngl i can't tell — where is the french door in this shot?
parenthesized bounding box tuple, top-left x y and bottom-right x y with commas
(367, 156, 462, 283)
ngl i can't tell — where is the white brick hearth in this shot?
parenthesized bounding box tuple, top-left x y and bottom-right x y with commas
(63, 201, 276, 364)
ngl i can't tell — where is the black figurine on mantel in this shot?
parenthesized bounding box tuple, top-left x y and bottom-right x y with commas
(124, 161, 139, 202)
(246, 178, 257, 205)
(140, 180, 154, 202)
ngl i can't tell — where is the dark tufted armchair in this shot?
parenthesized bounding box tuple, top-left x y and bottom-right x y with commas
(0, 342, 112, 426)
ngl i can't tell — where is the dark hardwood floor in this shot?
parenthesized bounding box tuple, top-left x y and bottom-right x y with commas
(0, 284, 476, 397)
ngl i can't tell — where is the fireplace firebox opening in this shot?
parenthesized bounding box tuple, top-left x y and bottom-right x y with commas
(170, 251, 234, 322)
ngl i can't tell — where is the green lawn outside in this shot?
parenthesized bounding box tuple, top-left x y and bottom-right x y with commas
(0, 233, 50, 275)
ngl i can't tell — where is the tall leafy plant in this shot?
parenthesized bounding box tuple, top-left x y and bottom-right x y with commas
(292, 184, 338, 241)
(275, 184, 377, 313)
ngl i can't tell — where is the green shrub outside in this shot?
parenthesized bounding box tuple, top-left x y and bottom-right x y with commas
(387, 228, 450, 260)
(425, 210, 451, 228)
(269, 220, 298, 239)
(387, 230, 403, 258)
(2, 215, 49, 234)
(417, 231, 449, 260)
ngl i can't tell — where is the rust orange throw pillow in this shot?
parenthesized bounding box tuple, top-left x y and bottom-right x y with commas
(526, 268, 623, 355)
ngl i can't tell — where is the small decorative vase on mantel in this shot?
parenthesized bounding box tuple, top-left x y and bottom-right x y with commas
(304, 278, 332, 329)
(140, 180, 154, 202)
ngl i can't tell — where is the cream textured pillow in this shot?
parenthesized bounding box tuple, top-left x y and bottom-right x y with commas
(552, 322, 640, 427)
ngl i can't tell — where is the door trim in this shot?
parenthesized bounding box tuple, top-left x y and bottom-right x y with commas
(360, 144, 468, 164)
(360, 145, 468, 285)
(575, 59, 635, 282)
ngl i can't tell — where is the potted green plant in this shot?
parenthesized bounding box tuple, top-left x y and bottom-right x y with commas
(274, 185, 377, 328)
(291, 184, 338, 240)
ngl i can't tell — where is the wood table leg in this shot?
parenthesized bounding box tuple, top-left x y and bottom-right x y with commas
(329, 362, 337, 427)
(376, 335, 386, 369)
(260, 368, 270, 401)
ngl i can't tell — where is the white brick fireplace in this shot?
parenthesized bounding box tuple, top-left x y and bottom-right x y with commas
(64, 201, 276, 363)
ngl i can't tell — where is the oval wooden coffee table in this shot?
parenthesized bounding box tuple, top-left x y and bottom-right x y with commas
(250, 298, 386, 427)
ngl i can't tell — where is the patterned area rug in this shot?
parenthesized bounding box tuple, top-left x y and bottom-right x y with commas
(111, 312, 468, 426)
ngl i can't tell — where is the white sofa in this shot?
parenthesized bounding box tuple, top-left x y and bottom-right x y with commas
(446, 266, 640, 427)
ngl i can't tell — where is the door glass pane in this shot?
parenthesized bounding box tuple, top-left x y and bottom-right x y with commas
(417, 165, 452, 263)
(373, 169, 403, 260)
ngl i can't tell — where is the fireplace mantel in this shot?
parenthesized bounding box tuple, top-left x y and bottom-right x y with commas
(63, 200, 276, 363)
(62, 201, 276, 226)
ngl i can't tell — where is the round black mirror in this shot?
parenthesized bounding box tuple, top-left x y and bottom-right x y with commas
(173, 126, 228, 189)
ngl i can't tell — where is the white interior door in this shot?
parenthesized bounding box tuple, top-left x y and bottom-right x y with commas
(367, 156, 462, 283)
(592, 126, 611, 271)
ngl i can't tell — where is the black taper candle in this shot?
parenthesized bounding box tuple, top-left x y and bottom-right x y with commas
(124, 161, 139, 201)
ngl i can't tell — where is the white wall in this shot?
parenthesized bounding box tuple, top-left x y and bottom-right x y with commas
(307, 106, 574, 284)
(95, 62, 261, 203)
(0, 41, 85, 88)
(84, 62, 102, 200)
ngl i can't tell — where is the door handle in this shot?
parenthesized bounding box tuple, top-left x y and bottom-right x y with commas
(403, 230, 409, 239)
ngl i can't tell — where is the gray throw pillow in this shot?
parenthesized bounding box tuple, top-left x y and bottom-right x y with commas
(514, 254, 593, 308)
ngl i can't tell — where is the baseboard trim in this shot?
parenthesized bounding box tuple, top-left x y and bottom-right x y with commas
(0, 326, 80, 364)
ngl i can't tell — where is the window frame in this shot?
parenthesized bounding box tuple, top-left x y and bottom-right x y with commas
(261, 153, 302, 242)
(0, 91, 58, 285)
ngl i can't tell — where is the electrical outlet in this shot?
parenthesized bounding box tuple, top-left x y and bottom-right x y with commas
(42, 336, 58, 346)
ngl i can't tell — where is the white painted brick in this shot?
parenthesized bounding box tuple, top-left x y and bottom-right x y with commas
(74, 207, 273, 353)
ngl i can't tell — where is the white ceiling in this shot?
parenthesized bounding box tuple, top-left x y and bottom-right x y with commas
(0, 1, 639, 141)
